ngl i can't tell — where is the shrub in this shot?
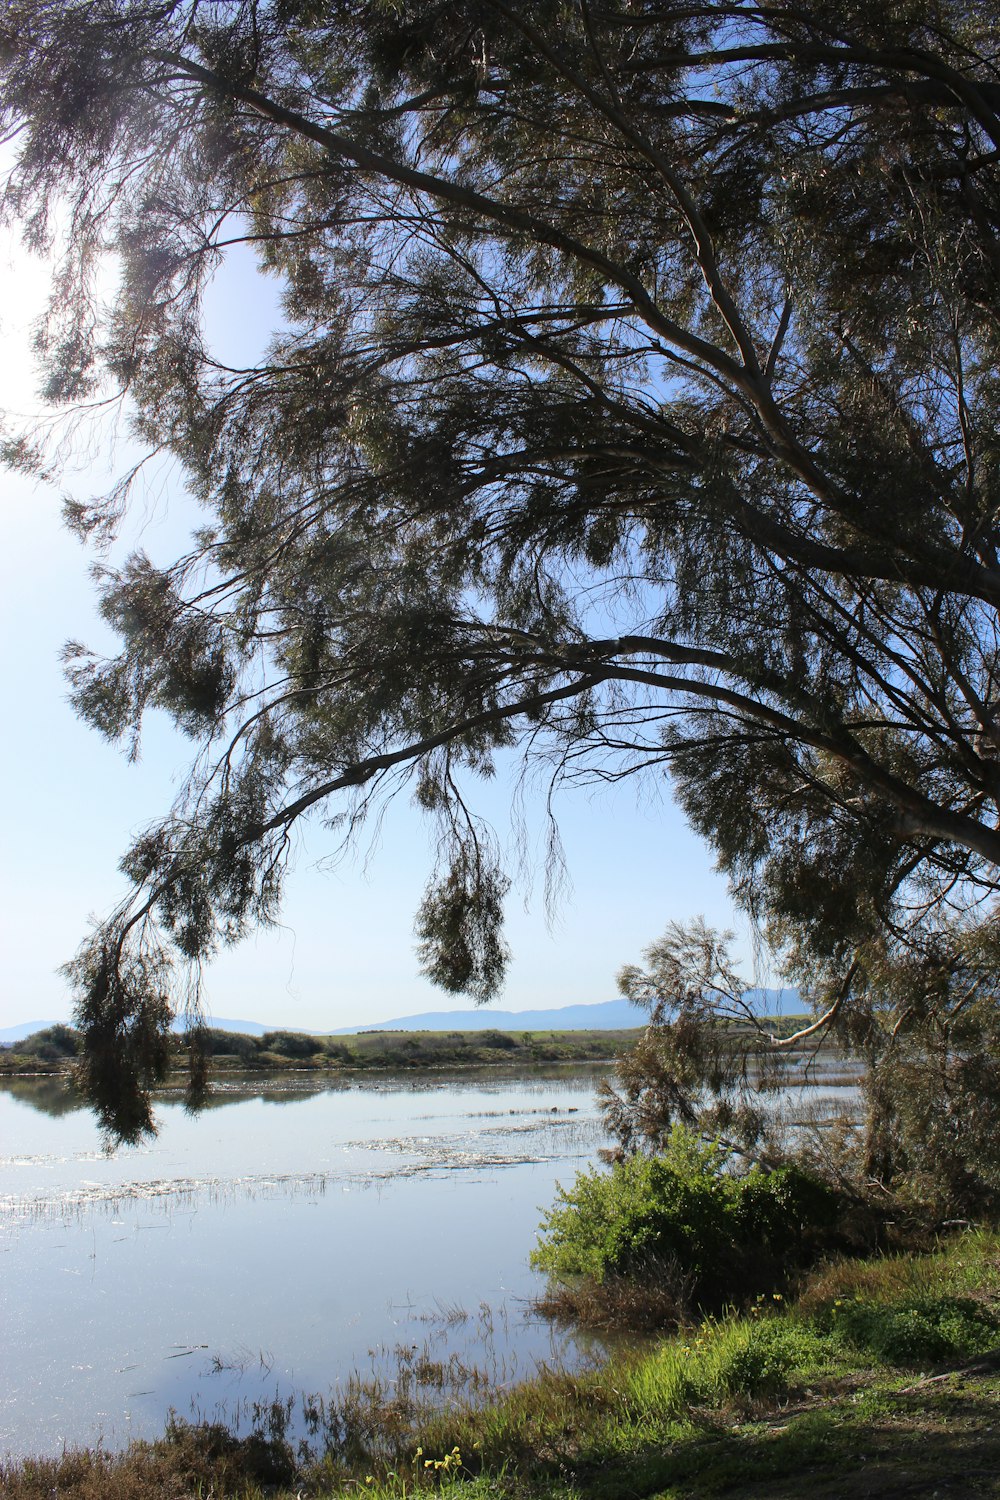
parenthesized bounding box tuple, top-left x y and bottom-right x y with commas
(622, 1315, 821, 1417)
(15, 1025, 81, 1061)
(259, 1030, 323, 1058)
(824, 1293, 1000, 1364)
(320, 1041, 352, 1063)
(196, 1028, 258, 1060)
(532, 1126, 840, 1310)
(480, 1030, 519, 1050)
(704, 1319, 803, 1401)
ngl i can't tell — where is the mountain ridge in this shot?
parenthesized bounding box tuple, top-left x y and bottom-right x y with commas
(1, 989, 803, 1045)
(333, 989, 802, 1033)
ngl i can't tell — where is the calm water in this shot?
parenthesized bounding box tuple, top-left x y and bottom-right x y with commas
(0, 1066, 614, 1459)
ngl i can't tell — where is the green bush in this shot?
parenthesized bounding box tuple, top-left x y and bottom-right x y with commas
(825, 1293, 1000, 1365)
(532, 1127, 840, 1308)
(622, 1315, 813, 1417)
(15, 1025, 81, 1061)
(320, 1041, 352, 1063)
(197, 1028, 258, 1060)
(259, 1030, 323, 1058)
(706, 1320, 800, 1400)
(480, 1029, 519, 1050)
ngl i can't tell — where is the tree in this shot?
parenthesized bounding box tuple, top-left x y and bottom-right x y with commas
(2, 0, 1000, 1136)
(603, 918, 1000, 1221)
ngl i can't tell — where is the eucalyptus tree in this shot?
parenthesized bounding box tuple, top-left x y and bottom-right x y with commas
(3, 0, 1000, 1136)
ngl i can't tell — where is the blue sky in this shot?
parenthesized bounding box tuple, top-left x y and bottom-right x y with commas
(0, 230, 750, 1033)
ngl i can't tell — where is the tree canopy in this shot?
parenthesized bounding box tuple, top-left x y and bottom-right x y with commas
(3, 0, 1000, 1136)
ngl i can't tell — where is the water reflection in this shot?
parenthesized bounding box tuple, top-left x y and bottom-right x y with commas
(1, 1062, 609, 1119)
(1, 1075, 88, 1118)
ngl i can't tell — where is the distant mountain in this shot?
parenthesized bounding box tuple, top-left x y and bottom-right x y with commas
(333, 999, 644, 1033)
(742, 988, 803, 1016)
(333, 990, 802, 1034)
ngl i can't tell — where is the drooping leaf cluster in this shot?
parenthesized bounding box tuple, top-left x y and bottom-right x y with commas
(3, 1, 1000, 1133)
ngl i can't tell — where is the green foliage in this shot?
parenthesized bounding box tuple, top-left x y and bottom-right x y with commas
(533, 1126, 840, 1307)
(258, 1030, 323, 1059)
(615, 1315, 822, 1422)
(414, 863, 511, 1004)
(601, 919, 791, 1160)
(823, 1294, 1000, 1365)
(319, 1040, 353, 1064)
(12, 1025, 81, 1061)
(479, 1029, 519, 1051)
(699, 1320, 806, 1403)
(196, 1028, 258, 1060)
(855, 984, 1000, 1219)
(66, 939, 173, 1142)
(606, 918, 1000, 1224)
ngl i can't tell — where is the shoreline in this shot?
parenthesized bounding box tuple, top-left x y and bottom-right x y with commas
(3, 1229, 998, 1496)
(0, 1014, 826, 1081)
(0, 1024, 642, 1080)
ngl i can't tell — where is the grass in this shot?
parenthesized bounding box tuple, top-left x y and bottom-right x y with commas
(337, 1028, 638, 1070)
(7, 1229, 1000, 1498)
(0, 1420, 297, 1499)
(533, 1255, 693, 1331)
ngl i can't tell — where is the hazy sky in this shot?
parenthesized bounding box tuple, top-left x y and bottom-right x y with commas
(0, 229, 748, 1033)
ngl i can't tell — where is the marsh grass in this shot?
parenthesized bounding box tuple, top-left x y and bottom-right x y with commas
(0, 1419, 296, 1500)
(794, 1224, 1000, 1308)
(0, 1028, 636, 1082)
(532, 1254, 692, 1331)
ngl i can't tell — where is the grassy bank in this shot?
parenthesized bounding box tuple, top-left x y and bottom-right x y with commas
(307, 1026, 638, 1070)
(0, 1024, 641, 1078)
(6, 1230, 1000, 1498)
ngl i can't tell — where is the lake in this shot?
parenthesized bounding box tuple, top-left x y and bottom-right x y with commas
(0, 1051, 861, 1461)
(0, 1065, 616, 1459)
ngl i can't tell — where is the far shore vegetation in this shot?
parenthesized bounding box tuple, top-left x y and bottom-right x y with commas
(0, 1021, 644, 1079)
(0, 1015, 821, 1082)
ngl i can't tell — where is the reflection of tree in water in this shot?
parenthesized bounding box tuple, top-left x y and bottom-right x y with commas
(0, 1077, 86, 1118)
(2, 1071, 327, 1121)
